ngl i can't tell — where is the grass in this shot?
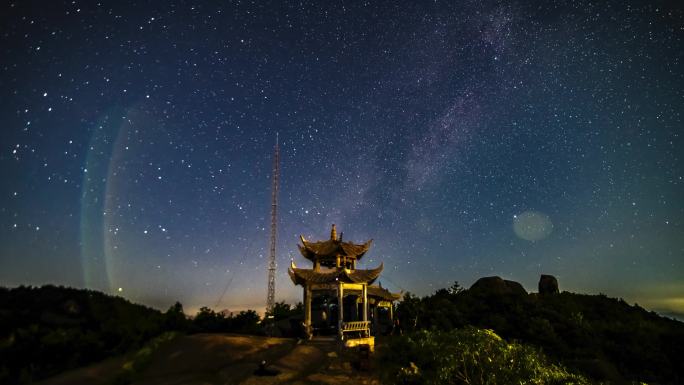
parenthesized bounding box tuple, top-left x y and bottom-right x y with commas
(110, 332, 179, 385)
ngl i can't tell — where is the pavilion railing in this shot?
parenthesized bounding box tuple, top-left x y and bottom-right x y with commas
(341, 321, 370, 338)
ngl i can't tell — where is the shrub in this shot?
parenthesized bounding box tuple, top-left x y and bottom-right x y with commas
(377, 327, 590, 385)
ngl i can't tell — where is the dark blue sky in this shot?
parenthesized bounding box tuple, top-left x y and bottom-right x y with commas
(1, 0, 682, 315)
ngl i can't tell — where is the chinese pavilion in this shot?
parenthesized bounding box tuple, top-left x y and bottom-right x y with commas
(288, 224, 401, 347)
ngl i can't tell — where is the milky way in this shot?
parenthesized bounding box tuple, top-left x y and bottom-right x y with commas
(1, 0, 682, 316)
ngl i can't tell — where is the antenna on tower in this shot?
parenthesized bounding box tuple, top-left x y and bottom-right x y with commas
(266, 134, 279, 315)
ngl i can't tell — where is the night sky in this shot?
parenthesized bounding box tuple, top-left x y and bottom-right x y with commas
(1, 0, 682, 317)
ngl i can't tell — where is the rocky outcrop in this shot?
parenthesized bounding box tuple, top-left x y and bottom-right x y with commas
(538, 274, 559, 295)
(469, 276, 528, 296)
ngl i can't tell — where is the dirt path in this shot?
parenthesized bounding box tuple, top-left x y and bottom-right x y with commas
(37, 334, 379, 385)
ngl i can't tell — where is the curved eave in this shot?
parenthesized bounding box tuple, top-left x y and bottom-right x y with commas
(368, 284, 402, 301)
(297, 243, 315, 261)
(298, 236, 373, 261)
(343, 262, 383, 284)
(340, 239, 373, 260)
(288, 263, 384, 286)
(288, 266, 298, 285)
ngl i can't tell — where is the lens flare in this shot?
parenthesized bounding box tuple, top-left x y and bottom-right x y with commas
(513, 211, 553, 241)
(80, 108, 127, 293)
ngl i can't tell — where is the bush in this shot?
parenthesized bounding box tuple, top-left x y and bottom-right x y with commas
(189, 307, 262, 335)
(378, 327, 590, 385)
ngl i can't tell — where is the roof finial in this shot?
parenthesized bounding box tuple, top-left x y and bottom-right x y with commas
(330, 224, 337, 241)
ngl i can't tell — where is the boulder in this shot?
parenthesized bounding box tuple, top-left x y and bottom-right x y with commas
(538, 274, 559, 295)
(469, 276, 528, 296)
(503, 280, 527, 296)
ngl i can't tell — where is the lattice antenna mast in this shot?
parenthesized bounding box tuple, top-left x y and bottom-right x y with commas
(266, 134, 280, 314)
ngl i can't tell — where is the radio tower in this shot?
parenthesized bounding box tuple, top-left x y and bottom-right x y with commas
(266, 135, 280, 315)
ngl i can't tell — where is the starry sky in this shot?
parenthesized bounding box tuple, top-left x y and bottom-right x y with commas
(1, 0, 682, 317)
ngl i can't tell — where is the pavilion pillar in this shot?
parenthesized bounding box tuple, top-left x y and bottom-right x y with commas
(338, 282, 344, 340)
(362, 284, 368, 322)
(304, 284, 312, 339)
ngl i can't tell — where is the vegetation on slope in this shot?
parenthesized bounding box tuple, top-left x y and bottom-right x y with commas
(395, 282, 684, 384)
(0, 285, 263, 384)
(0, 285, 169, 383)
(378, 327, 590, 385)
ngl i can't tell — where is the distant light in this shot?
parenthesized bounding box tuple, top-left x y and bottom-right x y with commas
(118, 287, 123, 292)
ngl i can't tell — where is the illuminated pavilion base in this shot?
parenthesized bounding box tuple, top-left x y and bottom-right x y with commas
(342, 336, 375, 352)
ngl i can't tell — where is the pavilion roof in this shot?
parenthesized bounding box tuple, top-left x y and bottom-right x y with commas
(288, 262, 383, 286)
(298, 237, 373, 261)
(368, 285, 402, 301)
(298, 225, 373, 264)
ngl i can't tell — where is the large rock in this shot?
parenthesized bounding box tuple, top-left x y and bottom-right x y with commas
(538, 274, 559, 294)
(469, 276, 528, 296)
